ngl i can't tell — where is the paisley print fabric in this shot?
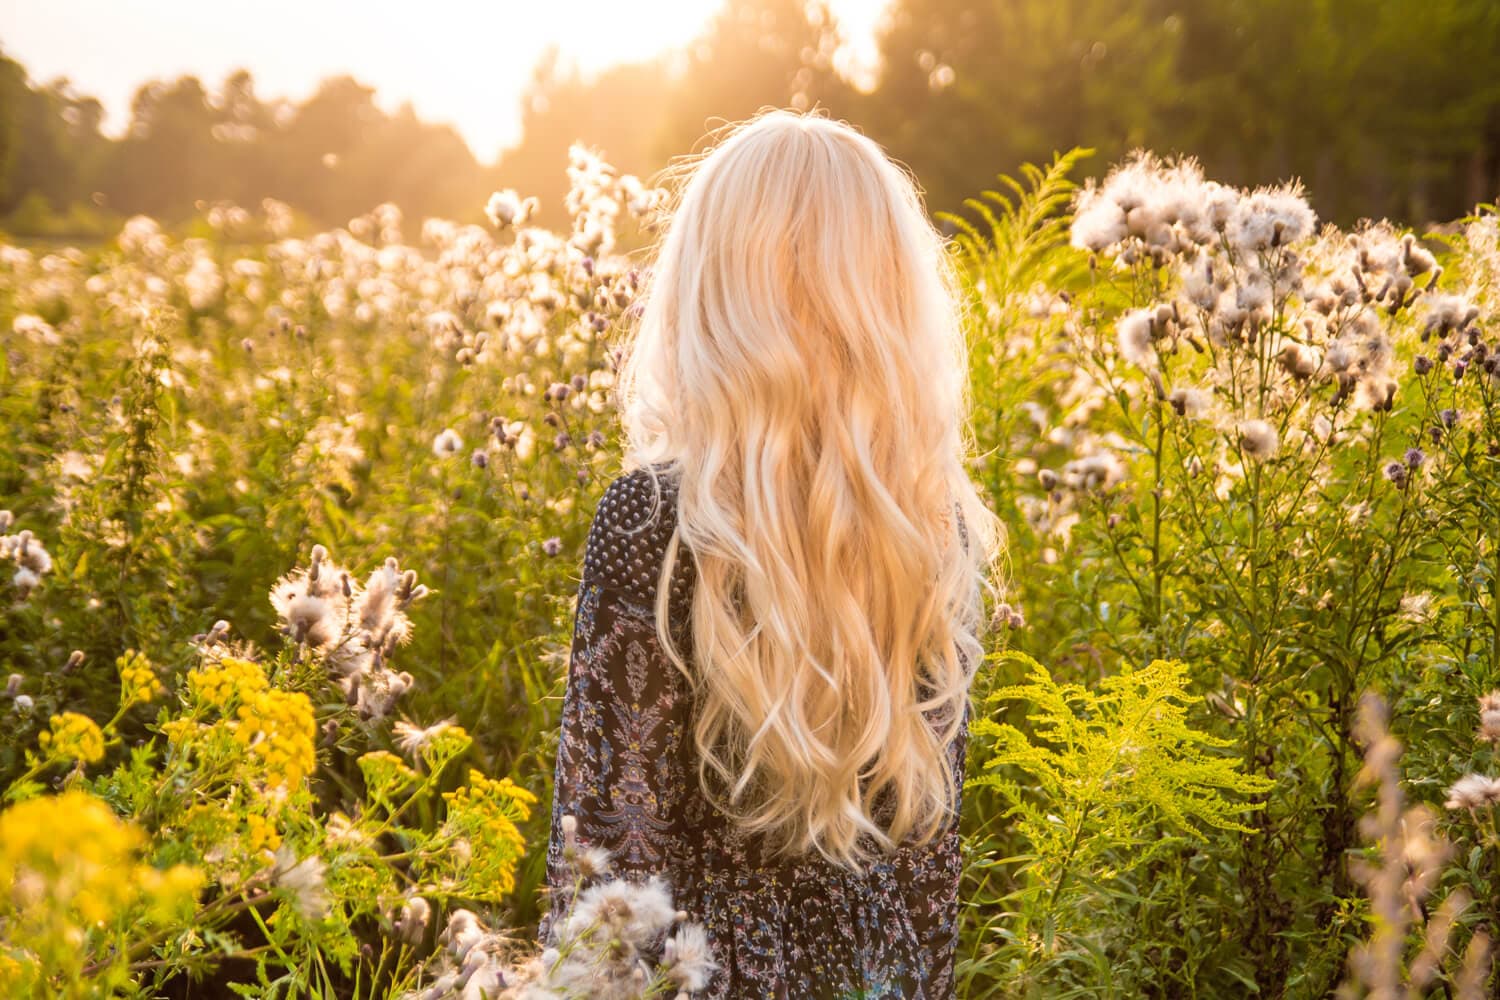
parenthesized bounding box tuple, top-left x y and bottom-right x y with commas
(540, 466, 969, 999)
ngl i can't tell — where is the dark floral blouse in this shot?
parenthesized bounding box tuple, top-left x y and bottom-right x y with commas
(540, 467, 969, 1000)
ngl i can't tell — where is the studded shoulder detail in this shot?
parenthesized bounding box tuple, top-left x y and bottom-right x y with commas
(579, 466, 695, 616)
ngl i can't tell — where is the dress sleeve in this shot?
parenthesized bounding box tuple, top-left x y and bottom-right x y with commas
(538, 474, 695, 945)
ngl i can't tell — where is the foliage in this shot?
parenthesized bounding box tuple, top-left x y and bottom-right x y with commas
(963, 652, 1271, 993)
(6, 131, 1500, 998)
(953, 145, 1500, 996)
(942, 147, 1094, 306)
(1336, 693, 1491, 1000)
(0, 149, 669, 996)
(0, 542, 540, 998)
(9, 0, 1500, 237)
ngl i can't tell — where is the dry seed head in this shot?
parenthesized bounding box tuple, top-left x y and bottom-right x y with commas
(1477, 691, 1500, 742)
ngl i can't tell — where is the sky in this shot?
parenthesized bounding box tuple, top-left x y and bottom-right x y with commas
(0, 0, 889, 163)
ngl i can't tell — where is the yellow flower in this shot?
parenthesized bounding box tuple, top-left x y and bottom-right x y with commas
(117, 648, 165, 707)
(358, 750, 419, 802)
(187, 656, 268, 711)
(244, 812, 282, 855)
(160, 718, 202, 746)
(182, 801, 280, 865)
(0, 952, 27, 994)
(439, 770, 536, 897)
(233, 688, 316, 790)
(36, 711, 105, 764)
(0, 790, 201, 967)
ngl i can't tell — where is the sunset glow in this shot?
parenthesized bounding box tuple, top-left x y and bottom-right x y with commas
(0, 0, 890, 161)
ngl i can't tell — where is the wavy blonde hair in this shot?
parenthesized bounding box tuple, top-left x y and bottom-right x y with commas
(617, 108, 1003, 870)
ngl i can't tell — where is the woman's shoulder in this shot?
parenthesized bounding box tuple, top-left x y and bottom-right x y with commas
(593, 463, 680, 529)
(581, 463, 691, 611)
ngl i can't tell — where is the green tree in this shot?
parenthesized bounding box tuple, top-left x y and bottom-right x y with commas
(653, 0, 858, 162)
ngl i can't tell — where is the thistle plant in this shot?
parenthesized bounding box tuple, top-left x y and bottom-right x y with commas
(0, 510, 53, 597)
(7, 135, 1500, 997)
(404, 815, 715, 1000)
(957, 149, 1500, 994)
(0, 546, 535, 998)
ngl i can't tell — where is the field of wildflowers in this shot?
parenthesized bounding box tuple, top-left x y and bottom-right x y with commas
(2, 143, 1499, 998)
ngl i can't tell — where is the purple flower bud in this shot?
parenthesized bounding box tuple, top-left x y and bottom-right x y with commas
(1404, 447, 1425, 469)
(1414, 355, 1433, 375)
(1383, 461, 1408, 487)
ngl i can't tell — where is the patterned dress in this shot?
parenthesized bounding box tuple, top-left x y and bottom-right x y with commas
(540, 466, 969, 1000)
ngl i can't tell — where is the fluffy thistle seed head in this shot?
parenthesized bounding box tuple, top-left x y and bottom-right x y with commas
(1116, 309, 1158, 371)
(1477, 692, 1500, 743)
(432, 428, 464, 458)
(1237, 419, 1279, 461)
(1445, 774, 1500, 811)
(1169, 387, 1212, 419)
(1226, 182, 1316, 252)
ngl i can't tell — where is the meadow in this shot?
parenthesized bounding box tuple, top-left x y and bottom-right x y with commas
(2, 144, 1500, 999)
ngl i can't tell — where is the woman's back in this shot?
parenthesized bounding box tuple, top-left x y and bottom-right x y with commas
(540, 467, 968, 999)
(538, 108, 1000, 999)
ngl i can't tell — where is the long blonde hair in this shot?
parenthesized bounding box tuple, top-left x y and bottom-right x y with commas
(617, 108, 1003, 870)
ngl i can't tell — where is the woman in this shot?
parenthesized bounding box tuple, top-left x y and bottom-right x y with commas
(540, 108, 1003, 999)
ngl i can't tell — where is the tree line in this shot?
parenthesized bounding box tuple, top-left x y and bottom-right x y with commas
(3, 0, 1499, 238)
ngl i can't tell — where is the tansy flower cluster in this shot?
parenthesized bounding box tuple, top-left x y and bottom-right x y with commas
(36, 711, 105, 764)
(437, 770, 538, 898)
(393, 718, 473, 770)
(233, 688, 317, 791)
(358, 749, 421, 803)
(117, 648, 165, 708)
(0, 790, 202, 992)
(186, 655, 269, 711)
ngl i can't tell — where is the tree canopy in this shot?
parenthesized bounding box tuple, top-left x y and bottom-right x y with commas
(2, 0, 1498, 237)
